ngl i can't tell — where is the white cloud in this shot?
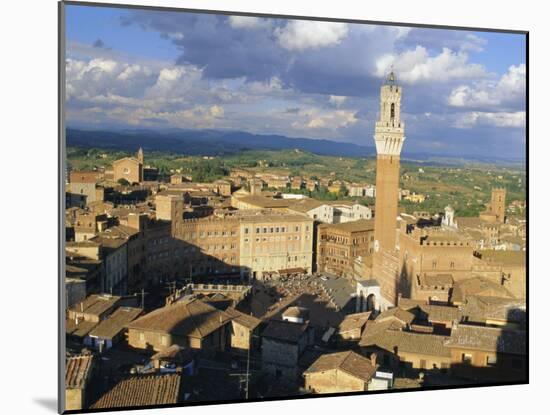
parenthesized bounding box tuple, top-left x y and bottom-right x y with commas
(329, 95, 347, 108)
(291, 108, 357, 130)
(453, 111, 526, 128)
(228, 16, 271, 30)
(448, 64, 526, 108)
(275, 21, 349, 51)
(375, 46, 487, 83)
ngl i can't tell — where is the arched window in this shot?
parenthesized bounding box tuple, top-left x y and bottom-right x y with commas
(390, 103, 395, 120)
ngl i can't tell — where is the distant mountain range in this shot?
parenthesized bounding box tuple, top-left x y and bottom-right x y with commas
(66, 128, 376, 158)
(65, 127, 525, 167)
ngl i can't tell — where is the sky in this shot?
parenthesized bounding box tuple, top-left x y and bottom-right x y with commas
(65, 4, 527, 158)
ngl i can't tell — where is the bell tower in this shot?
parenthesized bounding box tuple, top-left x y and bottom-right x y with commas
(137, 147, 144, 164)
(373, 71, 405, 254)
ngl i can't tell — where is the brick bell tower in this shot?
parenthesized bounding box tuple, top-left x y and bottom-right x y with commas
(373, 71, 405, 255)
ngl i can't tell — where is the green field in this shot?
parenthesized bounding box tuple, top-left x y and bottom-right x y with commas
(67, 147, 526, 218)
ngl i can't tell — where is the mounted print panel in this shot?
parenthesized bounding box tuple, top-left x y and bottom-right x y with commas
(59, 1, 527, 413)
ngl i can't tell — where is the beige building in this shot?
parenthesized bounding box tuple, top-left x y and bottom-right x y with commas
(317, 219, 375, 279)
(65, 354, 95, 411)
(112, 148, 143, 184)
(304, 350, 377, 394)
(69, 170, 104, 204)
(127, 298, 232, 352)
(238, 210, 314, 279)
(225, 307, 262, 351)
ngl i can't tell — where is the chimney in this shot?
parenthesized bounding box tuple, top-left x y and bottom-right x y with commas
(370, 352, 377, 367)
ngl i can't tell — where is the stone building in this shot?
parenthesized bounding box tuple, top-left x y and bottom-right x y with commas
(239, 210, 314, 279)
(69, 170, 104, 204)
(398, 225, 476, 299)
(335, 312, 372, 342)
(173, 209, 314, 281)
(126, 298, 232, 352)
(173, 214, 241, 279)
(112, 148, 143, 184)
(88, 231, 129, 294)
(87, 306, 142, 351)
(303, 350, 378, 394)
(445, 324, 526, 381)
(261, 319, 312, 381)
(317, 219, 375, 279)
(65, 354, 95, 411)
(73, 211, 109, 242)
(359, 318, 452, 371)
(225, 307, 262, 351)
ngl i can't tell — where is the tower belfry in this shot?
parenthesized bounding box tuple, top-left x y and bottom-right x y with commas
(373, 71, 406, 254)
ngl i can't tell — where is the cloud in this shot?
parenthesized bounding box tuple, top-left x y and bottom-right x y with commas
(448, 64, 526, 110)
(375, 46, 487, 83)
(275, 21, 349, 51)
(329, 95, 347, 108)
(228, 16, 271, 30)
(453, 111, 526, 128)
(291, 108, 358, 131)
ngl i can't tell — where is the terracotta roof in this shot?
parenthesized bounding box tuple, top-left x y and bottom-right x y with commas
(376, 307, 416, 325)
(451, 277, 515, 303)
(318, 219, 374, 233)
(419, 304, 461, 323)
(66, 354, 94, 389)
(304, 350, 376, 382)
(287, 199, 327, 213)
(89, 307, 142, 340)
(90, 373, 181, 409)
(461, 296, 526, 324)
(397, 298, 428, 310)
(69, 295, 121, 317)
(66, 319, 97, 338)
(127, 298, 231, 339)
(225, 308, 262, 330)
(337, 312, 372, 333)
(363, 329, 452, 358)
(445, 324, 526, 355)
(261, 319, 308, 343)
(235, 195, 291, 208)
(359, 319, 406, 346)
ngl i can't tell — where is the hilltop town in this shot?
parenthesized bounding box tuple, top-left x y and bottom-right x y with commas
(64, 74, 527, 410)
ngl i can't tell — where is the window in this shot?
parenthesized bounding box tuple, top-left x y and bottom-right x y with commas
(462, 353, 472, 364)
(244, 228, 249, 234)
(486, 355, 497, 366)
(139, 332, 145, 341)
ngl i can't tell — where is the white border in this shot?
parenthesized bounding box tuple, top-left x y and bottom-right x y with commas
(2, 1, 543, 415)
